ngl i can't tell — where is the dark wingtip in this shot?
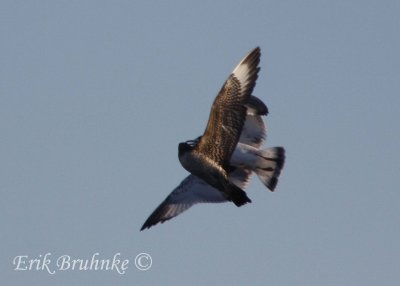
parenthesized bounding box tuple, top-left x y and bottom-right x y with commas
(238, 47, 262, 106)
(140, 218, 165, 231)
(140, 221, 151, 231)
(140, 208, 163, 231)
(248, 95, 269, 115)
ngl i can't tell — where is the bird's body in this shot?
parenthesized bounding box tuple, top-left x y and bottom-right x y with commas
(179, 146, 227, 190)
(178, 142, 247, 205)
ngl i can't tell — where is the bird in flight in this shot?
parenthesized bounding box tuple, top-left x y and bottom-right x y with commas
(141, 47, 285, 230)
(178, 47, 261, 207)
(140, 47, 285, 230)
(140, 94, 285, 230)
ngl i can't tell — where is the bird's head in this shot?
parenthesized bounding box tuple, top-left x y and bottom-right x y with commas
(178, 142, 193, 156)
(178, 136, 201, 156)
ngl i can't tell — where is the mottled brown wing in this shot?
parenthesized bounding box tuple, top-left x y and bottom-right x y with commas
(195, 47, 261, 168)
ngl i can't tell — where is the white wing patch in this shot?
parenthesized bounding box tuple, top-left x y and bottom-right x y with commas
(232, 48, 259, 88)
(239, 113, 266, 148)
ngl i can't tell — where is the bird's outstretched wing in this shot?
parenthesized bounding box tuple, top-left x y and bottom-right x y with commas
(195, 47, 261, 168)
(140, 168, 251, 231)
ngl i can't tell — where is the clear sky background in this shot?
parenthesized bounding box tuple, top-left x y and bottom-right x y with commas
(1, 1, 399, 285)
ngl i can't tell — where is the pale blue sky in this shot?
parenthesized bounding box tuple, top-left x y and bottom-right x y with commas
(1, 1, 399, 285)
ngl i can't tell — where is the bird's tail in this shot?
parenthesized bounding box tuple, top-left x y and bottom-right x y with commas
(254, 147, 286, 191)
(226, 182, 252, 207)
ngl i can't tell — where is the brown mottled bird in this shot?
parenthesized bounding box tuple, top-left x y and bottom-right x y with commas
(178, 47, 261, 207)
(140, 94, 285, 231)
